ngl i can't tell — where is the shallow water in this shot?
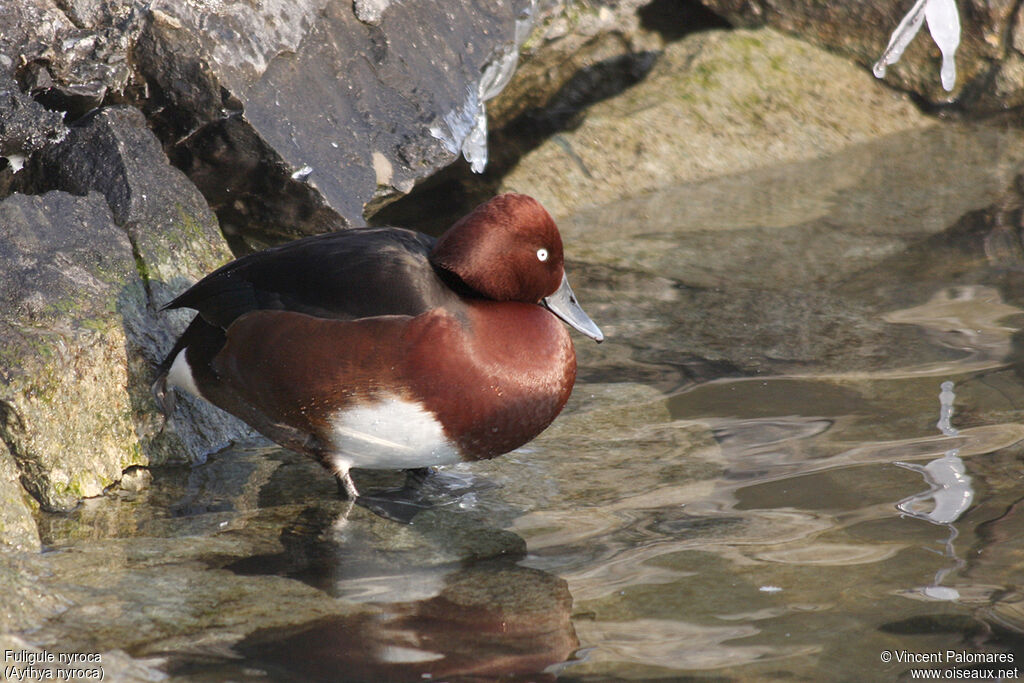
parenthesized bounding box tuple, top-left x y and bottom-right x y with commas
(18, 121, 1024, 681)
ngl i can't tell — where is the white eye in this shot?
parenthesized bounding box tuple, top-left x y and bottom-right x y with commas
(536, 248, 549, 262)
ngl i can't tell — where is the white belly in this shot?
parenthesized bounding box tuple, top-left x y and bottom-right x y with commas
(327, 396, 460, 470)
(166, 348, 201, 398)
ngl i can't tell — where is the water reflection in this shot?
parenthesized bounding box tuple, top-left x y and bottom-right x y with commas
(211, 501, 578, 680)
(896, 381, 972, 602)
(230, 562, 579, 683)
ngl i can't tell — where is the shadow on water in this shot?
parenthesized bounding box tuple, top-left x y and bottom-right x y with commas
(24, 121, 1024, 681)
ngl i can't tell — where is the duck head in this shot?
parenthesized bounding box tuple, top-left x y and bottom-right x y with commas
(430, 193, 604, 342)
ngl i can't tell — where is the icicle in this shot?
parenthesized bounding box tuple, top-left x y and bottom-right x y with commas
(925, 0, 960, 91)
(873, 0, 960, 92)
(873, 0, 928, 79)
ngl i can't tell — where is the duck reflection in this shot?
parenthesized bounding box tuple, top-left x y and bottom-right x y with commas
(234, 560, 578, 682)
(221, 502, 578, 681)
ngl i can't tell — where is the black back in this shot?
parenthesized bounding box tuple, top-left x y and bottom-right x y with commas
(165, 227, 456, 328)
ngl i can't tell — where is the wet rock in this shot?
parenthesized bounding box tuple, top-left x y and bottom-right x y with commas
(0, 75, 66, 168)
(133, 0, 533, 246)
(501, 27, 930, 218)
(697, 0, 1024, 111)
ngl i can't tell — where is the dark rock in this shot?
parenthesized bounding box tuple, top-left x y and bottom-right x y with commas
(0, 75, 66, 164)
(0, 0, 142, 194)
(0, 0, 140, 121)
(133, 0, 534, 247)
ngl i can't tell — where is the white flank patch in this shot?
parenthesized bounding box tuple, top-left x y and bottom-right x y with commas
(329, 397, 459, 470)
(166, 349, 201, 398)
(378, 646, 444, 664)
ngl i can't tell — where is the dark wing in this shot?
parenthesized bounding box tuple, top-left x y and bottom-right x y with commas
(164, 227, 452, 328)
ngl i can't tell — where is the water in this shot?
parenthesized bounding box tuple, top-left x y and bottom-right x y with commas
(16, 121, 1024, 681)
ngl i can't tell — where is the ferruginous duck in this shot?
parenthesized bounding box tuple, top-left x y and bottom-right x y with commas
(154, 193, 603, 499)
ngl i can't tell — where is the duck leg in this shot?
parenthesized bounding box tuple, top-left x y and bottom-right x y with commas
(150, 375, 176, 434)
(354, 467, 438, 523)
(334, 467, 360, 500)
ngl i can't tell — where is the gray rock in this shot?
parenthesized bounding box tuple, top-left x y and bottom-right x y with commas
(133, 0, 534, 246)
(0, 105, 247, 512)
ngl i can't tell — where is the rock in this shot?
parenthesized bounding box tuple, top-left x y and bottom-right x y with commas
(0, 553, 67, 633)
(0, 444, 40, 552)
(501, 27, 931, 218)
(30, 105, 249, 465)
(551, 122, 1024, 384)
(0, 104, 255, 514)
(0, 0, 140, 122)
(0, 75, 66, 165)
(371, 0, 731, 232)
(0, 191, 145, 511)
(133, 0, 534, 246)
(487, 0, 663, 129)
(697, 0, 1024, 112)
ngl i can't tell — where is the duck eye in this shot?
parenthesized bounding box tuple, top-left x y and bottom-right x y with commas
(536, 248, 549, 262)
